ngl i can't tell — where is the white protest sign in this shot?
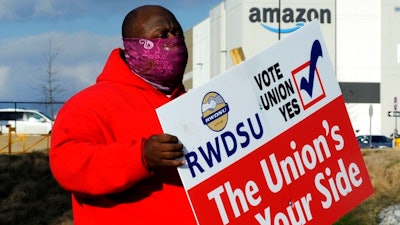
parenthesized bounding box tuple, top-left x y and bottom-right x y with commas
(157, 20, 373, 225)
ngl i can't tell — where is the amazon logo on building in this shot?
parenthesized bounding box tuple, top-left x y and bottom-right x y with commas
(249, 7, 332, 33)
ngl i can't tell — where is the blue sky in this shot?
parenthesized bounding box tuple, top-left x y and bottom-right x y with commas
(0, 0, 221, 101)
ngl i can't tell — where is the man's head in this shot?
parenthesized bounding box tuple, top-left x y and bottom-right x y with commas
(121, 5, 188, 94)
(122, 5, 184, 39)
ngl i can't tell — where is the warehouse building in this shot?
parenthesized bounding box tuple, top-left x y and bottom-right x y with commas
(182, 0, 400, 137)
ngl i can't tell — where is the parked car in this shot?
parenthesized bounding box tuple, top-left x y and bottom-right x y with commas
(0, 108, 53, 135)
(356, 135, 393, 149)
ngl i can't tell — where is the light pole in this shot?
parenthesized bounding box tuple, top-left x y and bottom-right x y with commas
(369, 104, 373, 148)
(278, 0, 281, 40)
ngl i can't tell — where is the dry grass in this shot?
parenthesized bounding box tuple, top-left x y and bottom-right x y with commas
(0, 152, 72, 225)
(0, 149, 399, 225)
(335, 149, 400, 225)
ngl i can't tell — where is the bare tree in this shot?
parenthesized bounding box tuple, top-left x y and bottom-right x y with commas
(39, 38, 65, 120)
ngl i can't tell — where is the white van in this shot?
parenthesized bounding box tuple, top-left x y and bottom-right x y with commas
(0, 108, 53, 135)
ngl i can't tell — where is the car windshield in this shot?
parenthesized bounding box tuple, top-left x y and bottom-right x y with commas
(39, 111, 53, 120)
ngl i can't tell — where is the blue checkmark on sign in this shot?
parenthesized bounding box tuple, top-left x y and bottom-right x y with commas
(300, 40, 323, 97)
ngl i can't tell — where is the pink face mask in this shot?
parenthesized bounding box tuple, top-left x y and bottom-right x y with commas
(123, 36, 188, 94)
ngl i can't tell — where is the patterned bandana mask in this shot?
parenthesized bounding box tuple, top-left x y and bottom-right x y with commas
(123, 36, 188, 94)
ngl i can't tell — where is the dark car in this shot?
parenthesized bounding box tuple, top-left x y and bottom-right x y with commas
(356, 135, 393, 149)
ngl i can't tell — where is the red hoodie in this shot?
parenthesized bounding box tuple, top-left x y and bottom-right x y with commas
(50, 48, 197, 225)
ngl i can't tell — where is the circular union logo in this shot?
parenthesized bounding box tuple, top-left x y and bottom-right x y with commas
(201, 92, 229, 132)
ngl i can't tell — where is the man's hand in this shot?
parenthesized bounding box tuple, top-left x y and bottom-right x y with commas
(143, 134, 185, 170)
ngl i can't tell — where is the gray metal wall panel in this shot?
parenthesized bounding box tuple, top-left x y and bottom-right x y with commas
(339, 82, 380, 103)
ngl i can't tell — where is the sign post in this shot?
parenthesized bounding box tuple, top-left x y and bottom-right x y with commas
(157, 21, 373, 225)
(393, 97, 398, 148)
(394, 97, 398, 131)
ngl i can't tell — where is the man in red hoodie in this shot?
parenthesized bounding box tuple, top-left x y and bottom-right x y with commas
(50, 5, 198, 225)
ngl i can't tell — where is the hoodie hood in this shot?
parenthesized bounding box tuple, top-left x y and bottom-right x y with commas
(96, 48, 147, 89)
